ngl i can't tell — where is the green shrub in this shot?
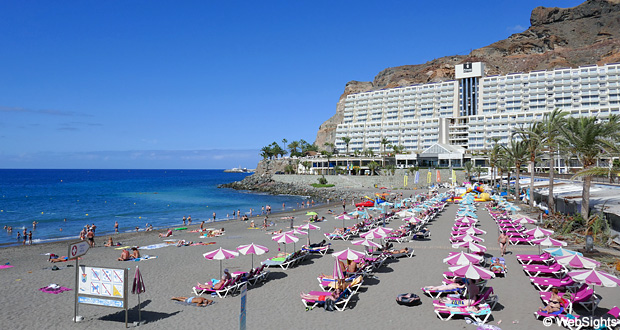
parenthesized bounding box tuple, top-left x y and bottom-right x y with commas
(318, 176, 328, 185)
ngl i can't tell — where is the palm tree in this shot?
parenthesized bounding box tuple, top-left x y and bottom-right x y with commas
(260, 146, 273, 160)
(301, 161, 312, 175)
(380, 137, 390, 155)
(539, 109, 568, 212)
(281, 138, 288, 151)
(515, 122, 543, 207)
(384, 164, 396, 176)
(463, 161, 473, 182)
(340, 136, 351, 155)
(287, 141, 300, 157)
(502, 139, 528, 201)
(488, 137, 501, 188)
(323, 142, 335, 153)
(562, 115, 620, 219)
(367, 161, 379, 176)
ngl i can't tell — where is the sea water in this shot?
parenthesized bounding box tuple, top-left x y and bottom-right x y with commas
(0, 169, 310, 247)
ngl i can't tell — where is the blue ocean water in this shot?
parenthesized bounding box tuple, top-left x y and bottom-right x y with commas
(0, 169, 309, 247)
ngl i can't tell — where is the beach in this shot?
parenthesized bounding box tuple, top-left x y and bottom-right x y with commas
(1, 189, 619, 330)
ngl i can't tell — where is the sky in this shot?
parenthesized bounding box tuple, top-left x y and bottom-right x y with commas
(0, 0, 586, 169)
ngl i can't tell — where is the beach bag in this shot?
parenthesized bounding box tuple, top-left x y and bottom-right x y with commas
(324, 298, 335, 311)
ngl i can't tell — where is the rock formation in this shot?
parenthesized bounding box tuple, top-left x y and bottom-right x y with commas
(315, 0, 620, 146)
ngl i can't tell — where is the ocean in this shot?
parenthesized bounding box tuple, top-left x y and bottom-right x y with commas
(0, 169, 310, 247)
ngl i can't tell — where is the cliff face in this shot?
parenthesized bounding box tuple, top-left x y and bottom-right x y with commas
(315, 0, 620, 146)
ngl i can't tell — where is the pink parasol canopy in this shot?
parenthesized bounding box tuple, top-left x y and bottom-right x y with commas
(523, 226, 554, 238)
(297, 223, 320, 246)
(332, 248, 365, 261)
(443, 251, 483, 266)
(237, 243, 269, 269)
(203, 247, 239, 278)
(452, 234, 485, 243)
(514, 216, 537, 224)
(555, 254, 600, 269)
(455, 216, 477, 223)
(448, 264, 495, 280)
(568, 269, 620, 287)
(463, 227, 487, 235)
(272, 233, 299, 252)
(286, 229, 308, 236)
(531, 236, 567, 247)
(452, 241, 487, 253)
(351, 238, 382, 248)
(404, 217, 424, 224)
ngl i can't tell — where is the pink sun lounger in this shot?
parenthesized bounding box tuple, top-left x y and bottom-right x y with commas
(516, 252, 553, 265)
(529, 275, 577, 292)
(522, 262, 566, 277)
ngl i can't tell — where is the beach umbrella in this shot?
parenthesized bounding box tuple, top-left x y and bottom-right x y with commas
(306, 211, 318, 216)
(523, 226, 554, 238)
(463, 227, 487, 235)
(569, 269, 620, 288)
(286, 229, 308, 236)
(568, 269, 620, 315)
(404, 217, 423, 224)
(237, 243, 269, 269)
(333, 258, 344, 281)
(504, 204, 520, 212)
(452, 241, 487, 253)
(298, 223, 321, 245)
(272, 233, 299, 252)
(452, 234, 485, 243)
(448, 264, 495, 280)
(532, 236, 567, 254)
(332, 248, 365, 261)
(555, 254, 600, 269)
(544, 247, 583, 257)
(351, 238, 382, 251)
(132, 266, 146, 324)
(203, 247, 239, 278)
(370, 227, 394, 236)
(335, 213, 354, 228)
(514, 216, 537, 224)
(455, 216, 477, 223)
(443, 251, 483, 266)
(360, 230, 387, 239)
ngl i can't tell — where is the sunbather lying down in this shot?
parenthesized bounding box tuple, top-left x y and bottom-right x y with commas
(434, 304, 481, 313)
(171, 296, 213, 307)
(423, 279, 465, 291)
(300, 289, 341, 302)
(438, 296, 477, 306)
(386, 247, 410, 254)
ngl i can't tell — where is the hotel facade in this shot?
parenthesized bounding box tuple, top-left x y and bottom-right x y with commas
(333, 62, 620, 168)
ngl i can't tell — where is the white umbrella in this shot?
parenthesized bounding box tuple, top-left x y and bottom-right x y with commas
(237, 243, 269, 269)
(203, 247, 239, 278)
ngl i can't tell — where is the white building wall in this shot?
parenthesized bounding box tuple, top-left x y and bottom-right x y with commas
(335, 62, 620, 155)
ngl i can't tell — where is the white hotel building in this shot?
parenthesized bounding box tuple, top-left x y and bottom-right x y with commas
(334, 62, 620, 167)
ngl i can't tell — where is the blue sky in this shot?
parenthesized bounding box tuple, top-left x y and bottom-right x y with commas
(0, 0, 584, 169)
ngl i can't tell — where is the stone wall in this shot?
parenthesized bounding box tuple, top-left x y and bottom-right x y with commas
(271, 169, 467, 189)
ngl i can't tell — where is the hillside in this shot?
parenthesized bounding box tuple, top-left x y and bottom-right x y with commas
(315, 0, 620, 147)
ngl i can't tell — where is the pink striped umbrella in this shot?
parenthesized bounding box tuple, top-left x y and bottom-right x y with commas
(448, 264, 495, 280)
(333, 258, 344, 281)
(370, 227, 393, 236)
(532, 236, 567, 254)
(203, 247, 239, 278)
(286, 229, 308, 236)
(443, 251, 483, 266)
(360, 230, 386, 239)
(332, 248, 365, 261)
(452, 241, 487, 253)
(463, 227, 487, 235)
(272, 233, 299, 252)
(568, 269, 620, 314)
(514, 216, 537, 224)
(455, 216, 477, 223)
(335, 213, 354, 228)
(452, 234, 485, 243)
(352, 238, 381, 248)
(569, 269, 620, 287)
(555, 254, 600, 269)
(404, 217, 423, 224)
(237, 243, 269, 269)
(523, 226, 554, 238)
(298, 223, 320, 246)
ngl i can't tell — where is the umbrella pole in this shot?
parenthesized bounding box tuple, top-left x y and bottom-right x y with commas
(138, 292, 141, 324)
(251, 254, 254, 270)
(220, 260, 223, 279)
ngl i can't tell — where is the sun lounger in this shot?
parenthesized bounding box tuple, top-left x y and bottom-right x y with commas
(509, 236, 534, 245)
(529, 276, 577, 292)
(516, 252, 553, 265)
(522, 262, 566, 277)
(489, 257, 507, 276)
(434, 303, 492, 324)
(318, 275, 363, 293)
(301, 244, 331, 255)
(421, 285, 465, 299)
(324, 232, 351, 241)
(193, 277, 238, 298)
(301, 287, 355, 311)
(534, 307, 583, 330)
(432, 287, 498, 310)
(262, 250, 308, 270)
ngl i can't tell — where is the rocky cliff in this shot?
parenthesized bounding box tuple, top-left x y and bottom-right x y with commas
(315, 0, 620, 146)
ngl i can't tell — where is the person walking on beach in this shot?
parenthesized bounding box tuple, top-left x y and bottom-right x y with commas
(342, 199, 346, 212)
(28, 231, 32, 245)
(87, 229, 95, 247)
(212, 212, 216, 222)
(263, 216, 268, 230)
(498, 232, 508, 256)
(114, 221, 119, 233)
(187, 215, 192, 226)
(182, 216, 186, 226)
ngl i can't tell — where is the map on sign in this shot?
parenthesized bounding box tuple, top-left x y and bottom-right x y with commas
(79, 266, 125, 299)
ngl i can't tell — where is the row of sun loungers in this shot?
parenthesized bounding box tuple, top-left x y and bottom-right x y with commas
(193, 265, 270, 298)
(262, 250, 309, 270)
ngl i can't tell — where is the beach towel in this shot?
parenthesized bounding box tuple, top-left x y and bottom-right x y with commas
(174, 300, 215, 307)
(115, 246, 131, 250)
(174, 227, 187, 231)
(190, 242, 216, 246)
(133, 256, 158, 262)
(140, 243, 169, 250)
(0, 265, 14, 269)
(39, 284, 72, 294)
